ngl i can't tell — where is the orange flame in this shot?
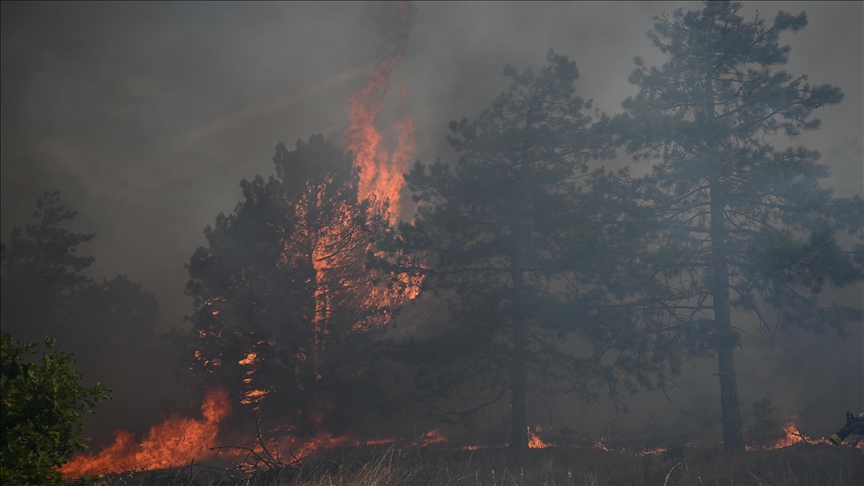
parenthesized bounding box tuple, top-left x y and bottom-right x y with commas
(234, 2, 421, 455)
(528, 425, 553, 449)
(342, 1, 414, 224)
(222, 398, 443, 466)
(61, 388, 230, 479)
(410, 428, 448, 447)
(746, 416, 831, 451)
(769, 420, 808, 449)
(591, 438, 613, 452)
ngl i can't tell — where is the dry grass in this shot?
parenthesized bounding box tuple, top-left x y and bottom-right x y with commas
(86, 443, 863, 486)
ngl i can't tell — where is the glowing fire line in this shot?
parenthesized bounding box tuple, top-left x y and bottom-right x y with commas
(61, 388, 231, 478)
(746, 416, 831, 450)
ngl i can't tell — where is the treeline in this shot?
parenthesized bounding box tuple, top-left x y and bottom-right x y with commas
(178, 1, 863, 454)
(0, 189, 189, 420)
(0, 191, 172, 484)
(1, 191, 161, 364)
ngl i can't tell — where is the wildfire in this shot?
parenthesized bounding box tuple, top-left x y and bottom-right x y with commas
(410, 428, 448, 447)
(342, 0, 415, 224)
(284, 0, 420, 364)
(745, 416, 832, 451)
(636, 446, 669, 456)
(74, 4, 426, 478)
(591, 438, 613, 452)
(234, 428, 445, 469)
(61, 388, 230, 479)
(767, 418, 830, 448)
(234, 396, 440, 465)
(270, 430, 361, 464)
(528, 425, 553, 449)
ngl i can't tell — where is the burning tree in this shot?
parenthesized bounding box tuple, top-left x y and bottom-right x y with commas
(182, 134, 411, 440)
(384, 51, 656, 452)
(617, 1, 863, 450)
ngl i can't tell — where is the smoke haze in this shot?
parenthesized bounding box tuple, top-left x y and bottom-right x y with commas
(1, 0, 861, 448)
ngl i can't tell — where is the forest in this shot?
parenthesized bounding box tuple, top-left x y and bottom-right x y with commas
(1, 1, 862, 485)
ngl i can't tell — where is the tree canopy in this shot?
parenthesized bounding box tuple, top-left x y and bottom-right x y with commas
(182, 134, 411, 437)
(387, 50, 660, 451)
(617, 0, 863, 449)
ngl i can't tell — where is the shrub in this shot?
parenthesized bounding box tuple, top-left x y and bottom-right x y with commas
(1, 333, 110, 485)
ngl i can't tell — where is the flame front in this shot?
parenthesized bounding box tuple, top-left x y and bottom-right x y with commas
(745, 415, 831, 451)
(528, 425, 553, 449)
(61, 388, 230, 478)
(765, 417, 830, 449)
(342, 1, 415, 224)
(411, 428, 448, 447)
(234, 428, 445, 469)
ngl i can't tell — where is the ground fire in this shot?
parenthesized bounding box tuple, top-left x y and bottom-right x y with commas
(528, 425, 552, 449)
(61, 388, 231, 477)
(745, 416, 832, 451)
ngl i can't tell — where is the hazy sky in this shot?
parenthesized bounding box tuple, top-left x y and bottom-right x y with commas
(2, 1, 862, 332)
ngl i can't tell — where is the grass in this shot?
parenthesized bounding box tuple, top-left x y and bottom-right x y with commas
(82, 442, 863, 486)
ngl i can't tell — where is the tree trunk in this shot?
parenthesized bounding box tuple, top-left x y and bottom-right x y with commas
(708, 174, 743, 451)
(704, 49, 742, 451)
(508, 104, 537, 454)
(510, 261, 529, 453)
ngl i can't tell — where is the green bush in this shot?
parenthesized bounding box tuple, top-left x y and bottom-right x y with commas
(1, 333, 110, 485)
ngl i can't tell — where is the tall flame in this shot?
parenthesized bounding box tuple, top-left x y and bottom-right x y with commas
(61, 388, 230, 478)
(343, 1, 415, 224)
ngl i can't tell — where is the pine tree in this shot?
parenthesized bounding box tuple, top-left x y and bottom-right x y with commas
(1, 191, 96, 345)
(390, 50, 645, 452)
(183, 134, 406, 437)
(618, 1, 863, 450)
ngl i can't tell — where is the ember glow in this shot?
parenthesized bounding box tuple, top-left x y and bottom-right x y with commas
(590, 438, 613, 452)
(342, 1, 415, 224)
(635, 446, 669, 456)
(233, 428, 445, 469)
(411, 428, 448, 447)
(61, 388, 230, 478)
